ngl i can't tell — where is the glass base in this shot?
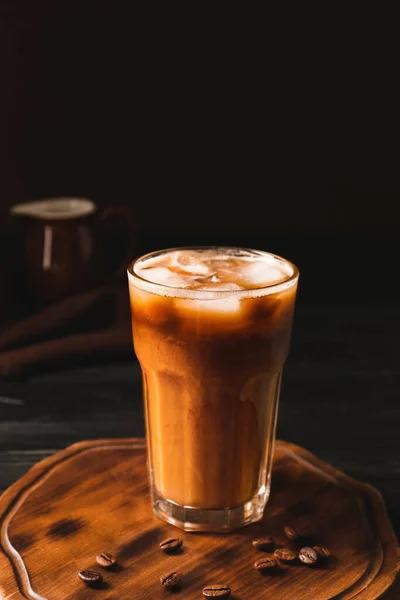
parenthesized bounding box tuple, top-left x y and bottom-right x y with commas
(152, 486, 270, 532)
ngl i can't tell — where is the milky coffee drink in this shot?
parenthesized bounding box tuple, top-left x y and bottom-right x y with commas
(128, 247, 298, 531)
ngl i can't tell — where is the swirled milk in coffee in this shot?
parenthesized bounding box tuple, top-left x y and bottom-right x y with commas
(129, 248, 298, 511)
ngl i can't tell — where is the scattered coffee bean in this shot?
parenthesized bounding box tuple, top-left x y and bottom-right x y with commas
(299, 546, 319, 566)
(274, 548, 298, 563)
(202, 584, 231, 598)
(254, 557, 279, 573)
(159, 537, 183, 553)
(160, 571, 182, 590)
(313, 546, 331, 560)
(78, 570, 103, 586)
(96, 552, 117, 569)
(284, 525, 301, 540)
(252, 536, 275, 551)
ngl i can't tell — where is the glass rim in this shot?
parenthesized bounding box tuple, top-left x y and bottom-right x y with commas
(127, 246, 299, 299)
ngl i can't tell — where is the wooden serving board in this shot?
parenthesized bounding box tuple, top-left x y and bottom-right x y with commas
(0, 439, 399, 600)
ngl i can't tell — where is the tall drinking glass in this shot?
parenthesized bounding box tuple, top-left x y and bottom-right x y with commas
(128, 247, 298, 531)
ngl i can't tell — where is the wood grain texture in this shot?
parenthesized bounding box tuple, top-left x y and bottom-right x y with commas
(0, 438, 398, 599)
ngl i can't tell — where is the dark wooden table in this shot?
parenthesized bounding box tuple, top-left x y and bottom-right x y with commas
(1, 300, 399, 541)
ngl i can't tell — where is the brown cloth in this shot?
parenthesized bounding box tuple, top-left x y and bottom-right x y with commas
(0, 285, 133, 379)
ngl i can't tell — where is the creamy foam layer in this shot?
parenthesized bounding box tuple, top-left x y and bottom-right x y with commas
(130, 248, 296, 299)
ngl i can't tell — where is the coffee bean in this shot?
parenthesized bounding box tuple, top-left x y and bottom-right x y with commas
(160, 571, 182, 589)
(313, 546, 331, 560)
(274, 548, 298, 563)
(252, 536, 275, 551)
(78, 570, 103, 585)
(284, 525, 301, 540)
(202, 584, 231, 597)
(254, 557, 278, 573)
(96, 552, 117, 569)
(159, 537, 183, 552)
(299, 546, 319, 566)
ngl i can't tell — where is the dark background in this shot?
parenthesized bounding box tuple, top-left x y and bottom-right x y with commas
(0, 0, 399, 555)
(0, 3, 398, 299)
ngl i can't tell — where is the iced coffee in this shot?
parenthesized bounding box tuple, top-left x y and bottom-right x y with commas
(128, 247, 298, 531)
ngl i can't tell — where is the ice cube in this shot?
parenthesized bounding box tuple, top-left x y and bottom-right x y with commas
(206, 282, 243, 291)
(176, 296, 241, 314)
(203, 297, 241, 312)
(139, 267, 190, 288)
(187, 279, 244, 292)
(167, 251, 211, 276)
(238, 261, 286, 287)
(193, 273, 219, 286)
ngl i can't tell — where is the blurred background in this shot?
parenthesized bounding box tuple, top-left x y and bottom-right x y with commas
(0, 2, 398, 376)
